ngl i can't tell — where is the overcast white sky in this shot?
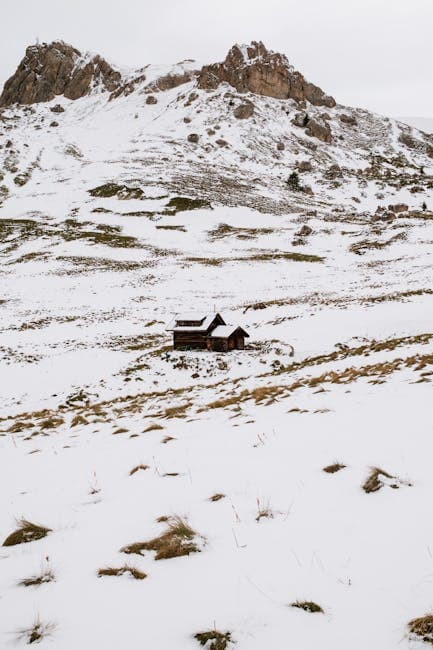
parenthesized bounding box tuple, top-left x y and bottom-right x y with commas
(2, 0, 432, 117)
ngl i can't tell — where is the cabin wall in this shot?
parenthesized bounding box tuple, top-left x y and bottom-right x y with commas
(173, 331, 207, 349)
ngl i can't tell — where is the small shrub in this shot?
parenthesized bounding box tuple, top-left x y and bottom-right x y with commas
(286, 171, 301, 191)
(291, 600, 324, 614)
(3, 519, 51, 547)
(194, 630, 232, 649)
(97, 565, 147, 580)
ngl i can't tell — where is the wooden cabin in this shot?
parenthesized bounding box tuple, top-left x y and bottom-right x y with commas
(166, 313, 249, 351)
(207, 325, 249, 352)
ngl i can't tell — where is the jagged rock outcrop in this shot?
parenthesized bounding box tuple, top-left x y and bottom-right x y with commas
(0, 41, 122, 107)
(198, 41, 336, 108)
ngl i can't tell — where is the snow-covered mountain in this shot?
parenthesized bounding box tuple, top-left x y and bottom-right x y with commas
(1, 40, 433, 650)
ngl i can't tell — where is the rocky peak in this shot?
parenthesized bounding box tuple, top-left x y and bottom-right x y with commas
(0, 41, 122, 107)
(198, 41, 336, 108)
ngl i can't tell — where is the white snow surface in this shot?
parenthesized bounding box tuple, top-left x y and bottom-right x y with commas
(0, 63, 433, 650)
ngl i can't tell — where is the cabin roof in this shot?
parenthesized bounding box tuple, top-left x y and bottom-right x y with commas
(165, 312, 224, 332)
(209, 325, 249, 339)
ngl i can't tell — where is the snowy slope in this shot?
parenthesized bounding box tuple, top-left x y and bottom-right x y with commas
(1, 43, 433, 650)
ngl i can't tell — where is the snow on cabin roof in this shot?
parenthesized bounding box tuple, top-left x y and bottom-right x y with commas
(165, 313, 224, 332)
(209, 325, 249, 338)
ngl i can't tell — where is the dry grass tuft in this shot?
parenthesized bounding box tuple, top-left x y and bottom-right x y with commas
(129, 464, 149, 476)
(121, 516, 202, 560)
(194, 630, 232, 649)
(255, 498, 274, 522)
(362, 467, 397, 493)
(97, 564, 147, 580)
(209, 493, 226, 502)
(291, 600, 324, 614)
(18, 616, 55, 644)
(408, 614, 433, 643)
(323, 463, 346, 474)
(19, 563, 55, 588)
(3, 519, 51, 547)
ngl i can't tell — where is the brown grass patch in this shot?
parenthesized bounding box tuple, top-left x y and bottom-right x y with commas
(97, 564, 147, 580)
(194, 631, 232, 649)
(19, 566, 55, 588)
(3, 519, 51, 547)
(143, 423, 164, 432)
(362, 467, 398, 493)
(129, 464, 149, 476)
(291, 600, 324, 614)
(209, 493, 225, 502)
(323, 463, 346, 474)
(121, 516, 202, 560)
(408, 614, 433, 644)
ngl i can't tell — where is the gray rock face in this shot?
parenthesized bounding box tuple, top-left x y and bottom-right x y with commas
(0, 41, 122, 107)
(198, 41, 336, 108)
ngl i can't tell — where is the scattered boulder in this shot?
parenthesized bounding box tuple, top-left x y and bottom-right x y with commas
(292, 112, 309, 128)
(198, 41, 336, 107)
(276, 142, 285, 151)
(49, 121, 59, 127)
(233, 102, 254, 119)
(325, 164, 343, 179)
(340, 113, 357, 126)
(187, 133, 200, 144)
(297, 160, 313, 172)
(297, 224, 313, 236)
(183, 117, 191, 124)
(0, 41, 122, 106)
(216, 138, 229, 147)
(305, 118, 332, 144)
(50, 103, 65, 113)
(146, 95, 157, 105)
(388, 203, 408, 213)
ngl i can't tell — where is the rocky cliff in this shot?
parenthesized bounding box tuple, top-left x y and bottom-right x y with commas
(198, 41, 336, 107)
(0, 41, 122, 107)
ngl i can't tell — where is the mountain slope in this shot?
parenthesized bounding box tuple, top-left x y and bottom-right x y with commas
(0, 41, 433, 650)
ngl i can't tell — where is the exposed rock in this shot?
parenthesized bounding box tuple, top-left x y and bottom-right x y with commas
(50, 104, 65, 113)
(325, 164, 343, 179)
(183, 117, 191, 124)
(146, 95, 157, 105)
(292, 112, 309, 128)
(388, 203, 408, 213)
(340, 113, 357, 126)
(145, 71, 197, 94)
(305, 118, 332, 144)
(49, 121, 59, 127)
(0, 41, 122, 107)
(187, 133, 200, 143)
(297, 224, 313, 236)
(233, 102, 254, 119)
(276, 142, 285, 151)
(198, 41, 336, 107)
(297, 160, 313, 172)
(216, 139, 229, 147)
